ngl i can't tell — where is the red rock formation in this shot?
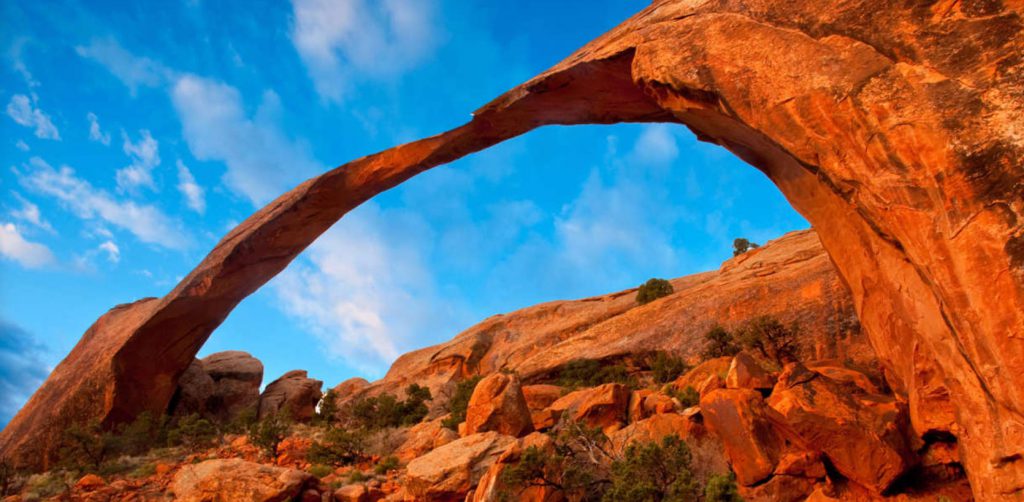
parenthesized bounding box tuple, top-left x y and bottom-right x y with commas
(171, 458, 316, 502)
(3, 3, 1022, 498)
(202, 351, 263, 421)
(725, 353, 775, 391)
(258, 370, 323, 422)
(547, 383, 631, 435)
(404, 431, 515, 501)
(464, 373, 534, 438)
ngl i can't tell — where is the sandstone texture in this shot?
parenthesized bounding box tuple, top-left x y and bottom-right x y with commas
(404, 431, 515, 501)
(171, 458, 315, 502)
(463, 373, 533, 438)
(202, 351, 264, 421)
(3, 2, 1022, 500)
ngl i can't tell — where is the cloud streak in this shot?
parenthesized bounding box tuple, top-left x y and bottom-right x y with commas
(0, 222, 54, 269)
(17, 157, 190, 250)
(6, 94, 60, 140)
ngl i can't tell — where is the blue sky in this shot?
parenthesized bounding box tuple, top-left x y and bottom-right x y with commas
(0, 0, 808, 426)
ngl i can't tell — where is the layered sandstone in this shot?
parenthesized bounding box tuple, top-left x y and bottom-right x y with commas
(2, 2, 1021, 499)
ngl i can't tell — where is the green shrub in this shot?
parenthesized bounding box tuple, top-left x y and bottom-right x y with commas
(24, 471, 71, 499)
(225, 407, 258, 434)
(347, 470, 369, 483)
(651, 352, 689, 384)
(442, 376, 483, 430)
(603, 435, 699, 502)
(348, 384, 432, 430)
(0, 460, 20, 496)
(308, 428, 366, 466)
(129, 462, 156, 479)
(704, 473, 743, 501)
(672, 386, 700, 408)
(374, 455, 400, 475)
(113, 412, 169, 455)
(637, 278, 674, 305)
(58, 419, 117, 473)
(248, 414, 291, 458)
(701, 325, 740, 360)
(736, 316, 800, 365)
(500, 421, 613, 501)
(557, 359, 633, 389)
(732, 238, 759, 257)
(309, 464, 333, 478)
(168, 413, 218, 450)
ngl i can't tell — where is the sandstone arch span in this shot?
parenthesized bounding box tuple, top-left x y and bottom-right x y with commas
(2, 1, 1022, 498)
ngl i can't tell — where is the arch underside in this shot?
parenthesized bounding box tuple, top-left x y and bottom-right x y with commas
(2, 1, 1022, 499)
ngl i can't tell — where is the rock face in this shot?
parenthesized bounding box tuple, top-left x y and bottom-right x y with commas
(547, 383, 631, 434)
(464, 373, 533, 438)
(768, 363, 916, 493)
(168, 351, 264, 421)
(700, 388, 793, 487)
(258, 370, 323, 422)
(171, 458, 315, 502)
(3, 2, 1022, 498)
(168, 359, 215, 417)
(725, 353, 774, 391)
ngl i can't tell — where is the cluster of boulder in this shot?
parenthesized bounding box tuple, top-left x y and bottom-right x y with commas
(169, 351, 324, 423)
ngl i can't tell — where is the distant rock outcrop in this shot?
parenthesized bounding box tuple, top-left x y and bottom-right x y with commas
(168, 351, 263, 421)
(258, 370, 323, 422)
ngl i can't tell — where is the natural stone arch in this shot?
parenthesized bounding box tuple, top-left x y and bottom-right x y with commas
(2, 1, 1022, 498)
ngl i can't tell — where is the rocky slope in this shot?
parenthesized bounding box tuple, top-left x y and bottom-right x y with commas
(344, 229, 872, 405)
(2, 1, 1021, 499)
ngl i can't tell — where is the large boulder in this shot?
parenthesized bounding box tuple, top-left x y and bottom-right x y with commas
(767, 363, 916, 494)
(471, 432, 560, 502)
(203, 351, 263, 421)
(699, 388, 791, 486)
(725, 353, 774, 391)
(171, 458, 315, 502)
(259, 370, 323, 422)
(521, 384, 563, 411)
(405, 431, 515, 501)
(394, 418, 459, 463)
(547, 383, 630, 434)
(169, 358, 215, 417)
(464, 373, 534, 437)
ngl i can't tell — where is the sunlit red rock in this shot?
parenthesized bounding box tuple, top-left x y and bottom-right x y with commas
(404, 431, 515, 502)
(171, 458, 315, 502)
(259, 370, 323, 422)
(464, 373, 534, 438)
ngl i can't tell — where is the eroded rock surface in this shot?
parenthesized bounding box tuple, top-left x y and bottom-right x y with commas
(464, 373, 534, 438)
(171, 458, 315, 502)
(258, 370, 323, 422)
(3, 2, 1022, 499)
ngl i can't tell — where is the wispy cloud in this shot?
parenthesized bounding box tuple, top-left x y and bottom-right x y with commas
(87, 112, 111, 145)
(6, 94, 60, 140)
(17, 157, 190, 250)
(0, 319, 49, 427)
(273, 202, 458, 374)
(176, 160, 206, 214)
(98, 240, 120, 263)
(171, 75, 320, 205)
(116, 129, 160, 193)
(8, 192, 54, 233)
(289, 0, 438, 102)
(75, 38, 172, 93)
(0, 222, 54, 269)
(15, 140, 29, 152)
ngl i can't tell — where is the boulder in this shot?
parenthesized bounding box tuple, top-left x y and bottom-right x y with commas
(169, 359, 215, 417)
(547, 383, 630, 434)
(805, 363, 879, 394)
(609, 413, 692, 452)
(171, 458, 315, 502)
(331, 377, 370, 402)
(521, 384, 563, 411)
(672, 357, 732, 392)
(203, 351, 263, 421)
(767, 363, 915, 494)
(725, 353, 774, 391)
(472, 432, 559, 502)
(259, 370, 323, 422)
(464, 373, 534, 437)
(699, 388, 791, 486)
(394, 418, 459, 463)
(405, 431, 515, 501)
(697, 374, 724, 397)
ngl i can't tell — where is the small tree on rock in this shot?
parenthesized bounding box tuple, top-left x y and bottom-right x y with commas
(637, 278, 674, 305)
(732, 238, 760, 257)
(701, 325, 740, 360)
(736, 316, 800, 365)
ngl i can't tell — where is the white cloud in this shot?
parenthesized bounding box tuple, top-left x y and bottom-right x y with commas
(9, 192, 53, 233)
(289, 0, 438, 102)
(15, 140, 29, 152)
(116, 130, 160, 192)
(87, 112, 111, 145)
(0, 222, 54, 268)
(6, 95, 60, 140)
(171, 74, 320, 205)
(17, 157, 189, 249)
(273, 202, 457, 373)
(176, 160, 206, 214)
(630, 124, 679, 166)
(75, 38, 171, 93)
(98, 240, 120, 263)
